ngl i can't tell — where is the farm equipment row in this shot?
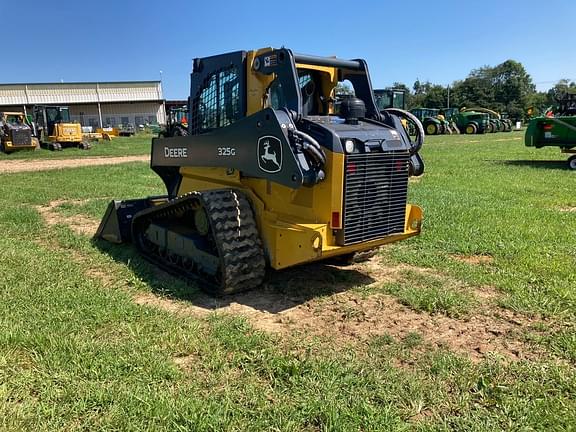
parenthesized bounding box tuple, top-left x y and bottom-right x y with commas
(410, 107, 513, 135)
(372, 88, 513, 136)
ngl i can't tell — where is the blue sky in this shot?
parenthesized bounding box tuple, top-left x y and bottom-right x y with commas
(1, 0, 574, 99)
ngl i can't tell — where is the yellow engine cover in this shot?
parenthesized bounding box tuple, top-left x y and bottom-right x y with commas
(51, 123, 83, 142)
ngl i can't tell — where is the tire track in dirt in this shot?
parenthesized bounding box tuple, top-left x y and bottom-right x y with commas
(0, 155, 149, 173)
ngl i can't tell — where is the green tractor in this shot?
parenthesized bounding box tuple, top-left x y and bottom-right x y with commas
(410, 108, 452, 135)
(445, 108, 489, 135)
(461, 107, 512, 133)
(160, 106, 189, 137)
(525, 90, 576, 170)
(500, 113, 513, 132)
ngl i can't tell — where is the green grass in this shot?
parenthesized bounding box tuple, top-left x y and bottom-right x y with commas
(0, 135, 152, 160)
(0, 132, 575, 430)
(387, 134, 576, 315)
(381, 269, 475, 317)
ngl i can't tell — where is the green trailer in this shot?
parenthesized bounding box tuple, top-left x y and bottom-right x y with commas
(525, 92, 576, 170)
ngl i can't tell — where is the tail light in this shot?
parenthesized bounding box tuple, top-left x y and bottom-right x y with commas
(331, 212, 341, 229)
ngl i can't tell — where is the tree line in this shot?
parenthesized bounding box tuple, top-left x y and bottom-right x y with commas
(390, 60, 575, 121)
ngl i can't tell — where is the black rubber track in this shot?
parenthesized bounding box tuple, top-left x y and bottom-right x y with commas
(132, 189, 266, 296)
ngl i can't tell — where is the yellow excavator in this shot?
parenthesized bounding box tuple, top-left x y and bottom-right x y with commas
(97, 48, 425, 295)
(34, 106, 91, 150)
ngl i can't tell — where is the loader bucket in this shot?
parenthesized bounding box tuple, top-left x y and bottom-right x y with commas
(96, 197, 169, 243)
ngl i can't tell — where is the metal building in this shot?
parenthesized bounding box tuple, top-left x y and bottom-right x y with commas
(0, 81, 166, 128)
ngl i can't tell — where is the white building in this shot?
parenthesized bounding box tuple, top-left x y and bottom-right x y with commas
(0, 81, 166, 128)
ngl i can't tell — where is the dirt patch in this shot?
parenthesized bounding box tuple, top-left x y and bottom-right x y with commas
(215, 289, 535, 362)
(450, 254, 494, 265)
(558, 206, 576, 213)
(84, 264, 116, 287)
(457, 137, 521, 144)
(0, 155, 149, 174)
(137, 287, 535, 362)
(173, 354, 200, 370)
(125, 256, 545, 362)
(473, 285, 500, 301)
(42, 229, 538, 364)
(36, 199, 101, 236)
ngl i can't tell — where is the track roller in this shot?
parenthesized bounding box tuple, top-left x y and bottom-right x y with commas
(131, 189, 266, 295)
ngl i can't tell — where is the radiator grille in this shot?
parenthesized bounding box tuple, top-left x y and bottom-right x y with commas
(340, 151, 410, 245)
(11, 129, 32, 146)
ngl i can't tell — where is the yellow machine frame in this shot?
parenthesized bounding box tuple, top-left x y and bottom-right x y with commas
(47, 123, 84, 144)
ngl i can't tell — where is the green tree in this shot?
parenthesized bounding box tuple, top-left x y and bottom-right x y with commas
(450, 66, 494, 109)
(410, 80, 449, 109)
(450, 60, 535, 120)
(547, 79, 576, 104)
(527, 91, 549, 117)
(490, 60, 535, 119)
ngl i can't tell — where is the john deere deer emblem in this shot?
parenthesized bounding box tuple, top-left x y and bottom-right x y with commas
(257, 136, 282, 173)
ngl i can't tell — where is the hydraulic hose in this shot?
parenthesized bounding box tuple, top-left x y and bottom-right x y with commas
(292, 129, 326, 167)
(304, 143, 326, 167)
(383, 108, 424, 154)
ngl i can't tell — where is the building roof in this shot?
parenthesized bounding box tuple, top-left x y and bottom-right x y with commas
(0, 81, 164, 106)
(0, 80, 161, 87)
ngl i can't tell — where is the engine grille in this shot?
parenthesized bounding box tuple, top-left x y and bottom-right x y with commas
(339, 151, 410, 245)
(11, 129, 32, 146)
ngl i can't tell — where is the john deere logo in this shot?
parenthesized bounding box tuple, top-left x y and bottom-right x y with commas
(257, 135, 282, 173)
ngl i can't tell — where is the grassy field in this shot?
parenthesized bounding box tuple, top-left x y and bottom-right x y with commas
(1, 132, 575, 430)
(0, 135, 152, 160)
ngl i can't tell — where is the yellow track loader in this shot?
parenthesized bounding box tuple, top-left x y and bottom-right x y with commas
(97, 48, 425, 295)
(0, 112, 39, 153)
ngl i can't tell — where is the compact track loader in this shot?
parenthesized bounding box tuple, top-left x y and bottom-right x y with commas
(0, 112, 39, 153)
(97, 48, 425, 295)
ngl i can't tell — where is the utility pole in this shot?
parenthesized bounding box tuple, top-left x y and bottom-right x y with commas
(159, 70, 166, 125)
(447, 86, 450, 108)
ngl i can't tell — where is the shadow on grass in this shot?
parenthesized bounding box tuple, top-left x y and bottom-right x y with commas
(93, 238, 375, 314)
(495, 159, 570, 170)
